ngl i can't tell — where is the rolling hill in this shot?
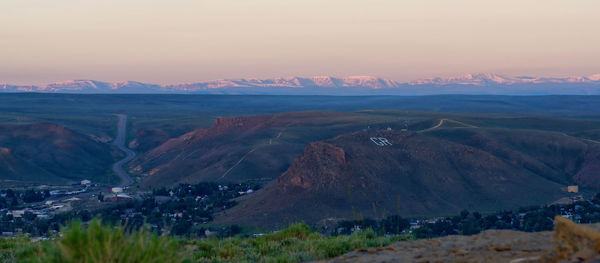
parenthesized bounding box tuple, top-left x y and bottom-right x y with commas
(218, 124, 600, 228)
(128, 111, 405, 187)
(0, 122, 118, 185)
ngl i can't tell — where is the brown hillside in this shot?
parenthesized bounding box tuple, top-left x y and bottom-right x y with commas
(128, 128, 171, 153)
(0, 146, 54, 184)
(129, 111, 394, 187)
(0, 122, 117, 185)
(218, 128, 600, 228)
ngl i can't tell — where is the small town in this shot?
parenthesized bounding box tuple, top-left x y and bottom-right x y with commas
(2, 177, 599, 242)
(333, 191, 600, 238)
(0, 181, 260, 238)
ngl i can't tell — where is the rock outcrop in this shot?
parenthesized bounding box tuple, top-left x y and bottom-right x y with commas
(552, 216, 600, 262)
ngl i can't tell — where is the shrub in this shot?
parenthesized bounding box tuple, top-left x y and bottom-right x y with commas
(19, 219, 190, 263)
(10, 220, 411, 263)
(191, 224, 411, 262)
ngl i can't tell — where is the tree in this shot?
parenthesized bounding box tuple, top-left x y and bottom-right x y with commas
(10, 198, 19, 207)
(171, 220, 191, 236)
(460, 210, 470, 219)
(5, 189, 15, 198)
(382, 215, 409, 234)
(593, 193, 600, 205)
(230, 224, 242, 236)
(23, 211, 37, 221)
(78, 210, 92, 221)
(23, 189, 43, 203)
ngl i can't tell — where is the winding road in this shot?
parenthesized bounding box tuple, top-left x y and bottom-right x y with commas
(112, 114, 136, 187)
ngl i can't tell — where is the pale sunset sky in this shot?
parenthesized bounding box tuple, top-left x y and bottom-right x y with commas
(2, 0, 599, 85)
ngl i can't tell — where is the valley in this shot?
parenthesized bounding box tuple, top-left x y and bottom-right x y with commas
(112, 114, 135, 187)
(1, 94, 600, 238)
(6, 2, 600, 261)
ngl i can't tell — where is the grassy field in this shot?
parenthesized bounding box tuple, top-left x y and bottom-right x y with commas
(1, 219, 410, 263)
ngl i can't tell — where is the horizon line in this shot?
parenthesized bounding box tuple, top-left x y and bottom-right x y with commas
(4, 72, 600, 87)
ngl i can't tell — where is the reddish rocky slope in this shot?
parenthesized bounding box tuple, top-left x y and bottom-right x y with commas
(129, 111, 389, 186)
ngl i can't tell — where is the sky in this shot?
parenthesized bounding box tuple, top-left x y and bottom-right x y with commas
(2, 0, 600, 85)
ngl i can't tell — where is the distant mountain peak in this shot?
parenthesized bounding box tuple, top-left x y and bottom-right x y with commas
(588, 74, 600, 81)
(409, 73, 600, 86)
(2, 73, 600, 95)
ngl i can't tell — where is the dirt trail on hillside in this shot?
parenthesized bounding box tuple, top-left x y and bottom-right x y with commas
(217, 126, 287, 181)
(324, 217, 600, 263)
(418, 118, 478, 133)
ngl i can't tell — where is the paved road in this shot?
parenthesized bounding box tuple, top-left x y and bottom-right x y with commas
(112, 114, 135, 187)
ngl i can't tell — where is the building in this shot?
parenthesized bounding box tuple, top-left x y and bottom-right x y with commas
(9, 210, 25, 218)
(37, 214, 50, 220)
(106, 193, 133, 202)
(65, 197, 82, 202)
(568, 185, 579, 193)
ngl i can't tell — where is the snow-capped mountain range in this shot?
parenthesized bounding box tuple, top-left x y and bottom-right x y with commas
(409, 73, 600, 86)
(2, 74, 600, 95)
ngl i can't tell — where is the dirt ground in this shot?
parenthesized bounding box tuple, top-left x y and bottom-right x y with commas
(323, 218, 600, 263)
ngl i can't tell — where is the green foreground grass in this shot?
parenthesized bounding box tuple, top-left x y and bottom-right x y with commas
(1, 219, 411, 263)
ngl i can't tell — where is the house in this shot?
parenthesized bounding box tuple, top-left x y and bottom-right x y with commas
(568, 185, 579, 193)
(65, 197, 82, 202)
(154, 195, 171, 204)
(37, 214, 50, 220)
(50, 190, 67, 196)
(9, 210, 25, 218)
(66, 189, 86, 195)
(106, 193, 133, 202)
